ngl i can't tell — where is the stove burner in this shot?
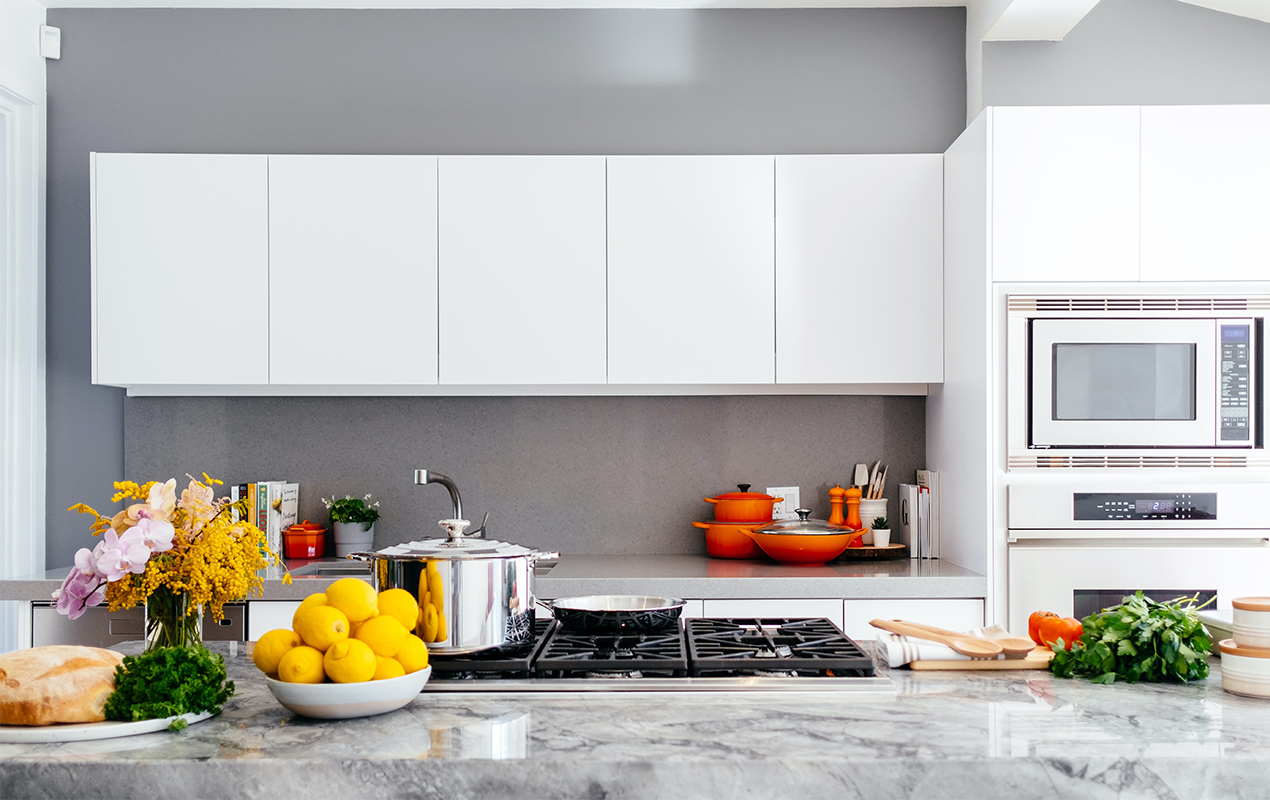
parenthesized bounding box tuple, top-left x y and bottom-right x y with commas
(535, 627, 689, 678)
(430, 618, 556, 679)
(686, 618, 874, 678)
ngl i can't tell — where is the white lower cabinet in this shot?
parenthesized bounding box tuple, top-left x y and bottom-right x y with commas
(840, 598, 984, 643)
(701, 599, 845, 631)
(247, 600, 301, 641)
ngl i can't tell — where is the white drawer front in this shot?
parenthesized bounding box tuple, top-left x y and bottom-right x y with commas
(247, 601, 301, 641)
(841, 598, 985, 643)
(702, 599, 844, 631)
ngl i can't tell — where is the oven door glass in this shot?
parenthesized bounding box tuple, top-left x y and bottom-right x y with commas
(1031, 319, 1217, 448)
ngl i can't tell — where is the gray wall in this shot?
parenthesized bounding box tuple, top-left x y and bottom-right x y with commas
(984, 0, 1270, 106)
(46, 8, 966, 565)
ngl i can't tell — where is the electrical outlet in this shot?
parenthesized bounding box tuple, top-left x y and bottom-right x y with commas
(767, 486, 800, 520)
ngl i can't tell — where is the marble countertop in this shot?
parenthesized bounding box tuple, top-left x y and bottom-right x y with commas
(0, 554, 985, 603)
(2, 642, 1266, 799)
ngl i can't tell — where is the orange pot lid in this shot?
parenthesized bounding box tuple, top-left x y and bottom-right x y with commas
(1232, 598, 1270, 612)
(710, 484, 777, 501)
(1219, 639, 1270, 658)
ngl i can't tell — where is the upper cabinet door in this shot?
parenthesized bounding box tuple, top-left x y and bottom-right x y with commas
(269, 156, 438, 385)
(607, 156, 775, 384)
(93, 153, 269, 385)
(1141, 105, 1270, 282)
(991, 106, 1140, 282)
(438, 157, 606, 384)
(776, 155, 943, 384)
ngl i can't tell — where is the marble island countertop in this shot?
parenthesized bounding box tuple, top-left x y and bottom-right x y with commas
(0, 554, 985, 603)
(2, 642, 1267, 799)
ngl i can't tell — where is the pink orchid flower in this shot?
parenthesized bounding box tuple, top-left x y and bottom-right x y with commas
(52, 569, 106, 620)
(133, 517, 176, 554)
(97, 540, 152, 582)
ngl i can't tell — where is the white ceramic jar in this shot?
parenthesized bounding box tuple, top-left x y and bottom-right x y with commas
(1232, 597, 1270, 649)
(1219, 639, 1270, 699)
(858, 499, 888, 546)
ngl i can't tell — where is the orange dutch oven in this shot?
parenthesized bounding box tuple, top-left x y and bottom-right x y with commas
(703, 484, 784, 523)
(691, 520, 766, 559)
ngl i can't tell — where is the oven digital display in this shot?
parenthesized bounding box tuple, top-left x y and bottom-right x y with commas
(1134, 499, 1175, 515)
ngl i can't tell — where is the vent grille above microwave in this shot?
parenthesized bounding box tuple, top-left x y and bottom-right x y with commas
(1009, 296, 1270, 314)
(1009, 454, 1268, 470)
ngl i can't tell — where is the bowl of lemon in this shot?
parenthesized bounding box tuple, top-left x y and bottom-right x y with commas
(254, 579, 432, 719)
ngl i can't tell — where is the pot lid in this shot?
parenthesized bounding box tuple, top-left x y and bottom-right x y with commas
(373, 537, 546, 560)
(711, 483, 778, 501)
(752, 508, 856, 536)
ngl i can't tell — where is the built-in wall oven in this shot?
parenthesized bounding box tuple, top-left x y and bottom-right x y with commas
(1007, 295, 1267, 469)
(1006, 481, 1270, 633)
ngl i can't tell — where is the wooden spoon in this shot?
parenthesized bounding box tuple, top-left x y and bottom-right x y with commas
(899, 620, 1035, 659)
(869, 619, 1003, 659)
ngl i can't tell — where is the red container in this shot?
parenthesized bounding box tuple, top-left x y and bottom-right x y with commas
(284, 523, 327, 559)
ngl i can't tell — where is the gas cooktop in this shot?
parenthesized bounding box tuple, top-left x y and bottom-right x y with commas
(423, 617, 892, 693)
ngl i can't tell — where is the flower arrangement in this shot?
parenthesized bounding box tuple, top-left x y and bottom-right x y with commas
(322, 494, 381, 527)
(59, 474, 289, 648)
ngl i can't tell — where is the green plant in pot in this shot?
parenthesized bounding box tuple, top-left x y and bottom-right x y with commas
(323, 494, 381, 557)
(870, 516, 891, 547)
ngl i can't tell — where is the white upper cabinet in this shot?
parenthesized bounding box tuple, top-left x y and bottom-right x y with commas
(776, 155, 943, 384)
(438, 157, 607, 384)
(991, 106, 1140, 282)
(1141, 105, 1270, 282)
(268, 156, 438, 385)
(607, 156, 776, 384)
(93, 153, 269, 386)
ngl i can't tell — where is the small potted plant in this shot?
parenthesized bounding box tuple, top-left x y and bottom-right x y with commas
(869, 517, 891, 548)
(323, 494, 381, 557)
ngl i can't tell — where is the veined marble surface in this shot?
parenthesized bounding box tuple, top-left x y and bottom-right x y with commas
(2, 642, 1267, 799)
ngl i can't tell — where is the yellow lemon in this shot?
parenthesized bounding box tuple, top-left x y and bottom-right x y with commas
(377, 588, 421, 633)
(291, 593, 327, 629)
(294, 605, 350, 652)
(425, 564, 444, 612)
(325, 578, 378, 623)
(323, 639, 377, 683)
(277, 645, 325, 684)
(349, 618, 364, 638)
(253, 628, 302, 675)
(372, 655, 405, 681)
(395, 633, 429, 673)
(355, 614, 408, 658)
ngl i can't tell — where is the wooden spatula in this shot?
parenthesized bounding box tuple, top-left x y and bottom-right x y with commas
(898, 620, 1034, 659)
(869, 619, 1003, 659)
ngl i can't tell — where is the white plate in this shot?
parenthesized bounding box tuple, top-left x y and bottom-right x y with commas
(0, 710, 213, 743)
(1199, 610, 1234, 643)
(265, 666, 431, 719)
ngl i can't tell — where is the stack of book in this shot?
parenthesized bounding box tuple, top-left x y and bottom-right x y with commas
(230, 482, 299, 559)
(899, 470, 940, 560)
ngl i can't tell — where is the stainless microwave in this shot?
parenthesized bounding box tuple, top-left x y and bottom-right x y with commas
(1007, 295, 1266, 463)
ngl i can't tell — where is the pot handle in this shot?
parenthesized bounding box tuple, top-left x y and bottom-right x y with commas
(691, 521, 711, 529)
(530, 551, 562, 563)
(704, 497, 719, 505)
(345, 552, 376, 562)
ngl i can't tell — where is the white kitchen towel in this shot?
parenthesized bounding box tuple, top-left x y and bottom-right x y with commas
(877, 625, 1020, 668)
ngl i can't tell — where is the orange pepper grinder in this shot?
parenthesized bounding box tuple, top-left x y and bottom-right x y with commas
(844, 486, 864, 547)
(828, 484, 847, 526)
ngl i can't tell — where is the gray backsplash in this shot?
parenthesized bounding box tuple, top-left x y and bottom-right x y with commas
(124, 395, 923, 556)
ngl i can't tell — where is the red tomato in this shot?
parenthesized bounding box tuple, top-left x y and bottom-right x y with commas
(1036, 616, 1084, 650)
(1028, 611, 1058, 646)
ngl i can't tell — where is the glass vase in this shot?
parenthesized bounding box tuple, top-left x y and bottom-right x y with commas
(146, 586, 203, 651)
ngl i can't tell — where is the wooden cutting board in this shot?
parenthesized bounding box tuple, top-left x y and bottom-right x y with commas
(908, 646, 1054, 670)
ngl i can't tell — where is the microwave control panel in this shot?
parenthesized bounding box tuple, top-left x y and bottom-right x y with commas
(1073, 493, 1217, 521)
(1219, 323, 1252, 442)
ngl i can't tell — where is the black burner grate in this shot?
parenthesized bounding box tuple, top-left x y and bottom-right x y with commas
(430, 618, 557, 679)
(534, 626, 690, 677)
(686, 618, 875, 677)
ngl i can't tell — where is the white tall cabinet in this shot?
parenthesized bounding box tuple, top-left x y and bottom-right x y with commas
(775, 154, 943, 384)
(268, 156, 438, 385)
(1140, 105, 1270, 282)
(92, 153, 269, 385)
(606, 156, 776, 385)
(437, 156, 607, 384)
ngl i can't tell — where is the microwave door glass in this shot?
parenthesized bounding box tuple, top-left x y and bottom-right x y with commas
(1052, 343, 1197, 421)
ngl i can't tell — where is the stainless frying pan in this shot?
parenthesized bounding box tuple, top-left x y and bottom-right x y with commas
(547, 595, 686, 634)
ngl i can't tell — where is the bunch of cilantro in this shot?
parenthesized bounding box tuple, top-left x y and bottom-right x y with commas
(1049, 591, 1213, 685)
(104, 645, 235, 730)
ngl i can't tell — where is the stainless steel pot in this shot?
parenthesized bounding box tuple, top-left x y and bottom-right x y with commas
(349, 519, 559, 656)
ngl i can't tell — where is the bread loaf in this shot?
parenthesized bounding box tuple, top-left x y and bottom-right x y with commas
(0, 645, 125, 726)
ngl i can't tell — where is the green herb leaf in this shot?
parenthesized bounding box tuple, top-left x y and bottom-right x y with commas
(104, 645, 235, 724)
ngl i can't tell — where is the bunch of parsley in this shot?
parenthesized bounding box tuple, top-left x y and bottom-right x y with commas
(104, 645, 235, 729)
(1049, 591, 1213, 685)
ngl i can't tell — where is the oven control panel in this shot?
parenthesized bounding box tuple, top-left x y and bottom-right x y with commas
(1219, 323, 1253, 442)
(1073, 493, 1217, 521)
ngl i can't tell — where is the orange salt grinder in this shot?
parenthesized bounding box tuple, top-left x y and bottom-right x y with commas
(844, 486, 865, 547)
(829, 484, 847, 526)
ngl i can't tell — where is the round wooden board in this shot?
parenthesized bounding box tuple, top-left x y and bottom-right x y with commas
(838, 543, 907, 560)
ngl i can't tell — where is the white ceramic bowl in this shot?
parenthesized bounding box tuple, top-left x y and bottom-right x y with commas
(1218, 639, 1270, 699)
(1232, 597, 1270, 649)
(265, 666, 431, 719)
